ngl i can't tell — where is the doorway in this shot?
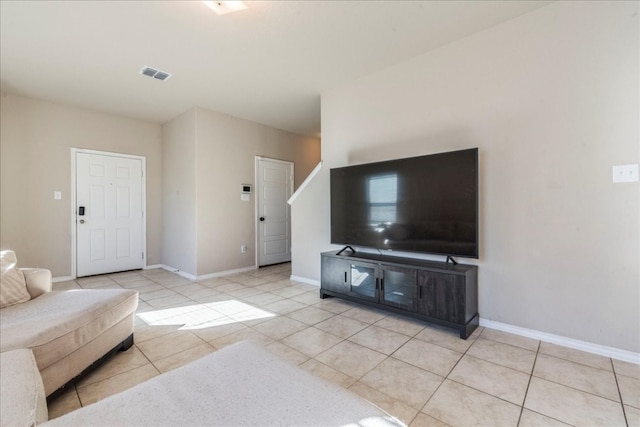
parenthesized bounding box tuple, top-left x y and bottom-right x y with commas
(256, 157, 293, 267)
(72, 149, 146, 277)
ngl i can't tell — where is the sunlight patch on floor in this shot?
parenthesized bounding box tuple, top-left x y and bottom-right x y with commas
(137, 300, 276, 330)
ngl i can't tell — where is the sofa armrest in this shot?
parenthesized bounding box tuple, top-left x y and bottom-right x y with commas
(0, 349, 49, 426)
(21, 268, 52, 299)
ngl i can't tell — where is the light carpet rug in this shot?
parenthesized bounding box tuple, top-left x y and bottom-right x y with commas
(45, 340, 404, 426)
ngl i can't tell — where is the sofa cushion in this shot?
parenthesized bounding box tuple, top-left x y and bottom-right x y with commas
(0, 289, 138, 371)
(44, 340, 403, 427)
(0, 250, 31, 308)
(22, 268, 53, 299)
(0, 349, 48, 427)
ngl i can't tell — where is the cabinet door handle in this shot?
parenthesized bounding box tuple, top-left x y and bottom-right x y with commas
(419, 286, 422, 299)
(344, 272, 347, 284)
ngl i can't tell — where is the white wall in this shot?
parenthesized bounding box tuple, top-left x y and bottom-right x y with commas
(161, 109, 198, 275)
(291, 1, 639, 352)
(0, 93, 163, 277)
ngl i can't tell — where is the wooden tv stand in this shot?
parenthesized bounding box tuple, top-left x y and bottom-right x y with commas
(320, 251, 478, 339)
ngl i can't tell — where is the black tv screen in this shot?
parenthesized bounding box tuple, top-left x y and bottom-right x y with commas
(330, 148, 478, 258)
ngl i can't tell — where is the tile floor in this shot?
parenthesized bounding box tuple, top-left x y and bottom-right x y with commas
(48, 264, 639, 426)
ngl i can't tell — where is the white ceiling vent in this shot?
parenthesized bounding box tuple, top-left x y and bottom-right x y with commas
(139, 66, 172, 81)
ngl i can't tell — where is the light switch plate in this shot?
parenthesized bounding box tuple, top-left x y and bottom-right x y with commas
(612, 164, 639, 183)
(54, 191, 62, 200)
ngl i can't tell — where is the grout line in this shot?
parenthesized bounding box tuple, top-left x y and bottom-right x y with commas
(413, 329, 479, 426)
(301, 357, 358, 386)
(517, 339, 540, 426)
(416, 371, 447, 423)
(611, 358, 629, 427)
(475, 334, 538, 355)
(536, 348, 616, 373)
(136, 343, 162, 376)
(73, 384, 81, 409)
(530, 369, 624, 405)
(518, 342, 614, 426)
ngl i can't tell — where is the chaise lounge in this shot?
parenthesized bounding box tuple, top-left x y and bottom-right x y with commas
(0, 250, 138, 396)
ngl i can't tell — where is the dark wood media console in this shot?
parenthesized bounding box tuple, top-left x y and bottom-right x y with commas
(320, 251, 478, 339)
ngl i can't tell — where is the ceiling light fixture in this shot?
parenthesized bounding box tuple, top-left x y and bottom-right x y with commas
(202, 1, 248, 16)
(139, 66, 172, 81)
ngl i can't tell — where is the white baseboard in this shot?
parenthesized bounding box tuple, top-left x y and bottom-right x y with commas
(480, 318, 640, 365)
(290, 275, 320, 286)
(156, 264, 257, 282)
(197, 265, 257, 281)
(57, 264, 170, 281)
(55, 263, 255, 284)
(159, 265, 197, 281)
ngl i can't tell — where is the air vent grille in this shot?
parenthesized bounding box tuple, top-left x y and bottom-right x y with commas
(139, 66, 172, 81)
(154, 71, 171, 81)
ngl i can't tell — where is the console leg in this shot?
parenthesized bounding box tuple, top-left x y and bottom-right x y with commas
(460, 314, 479, 339)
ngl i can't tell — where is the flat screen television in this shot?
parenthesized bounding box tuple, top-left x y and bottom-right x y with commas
(330, 148, 478, 259)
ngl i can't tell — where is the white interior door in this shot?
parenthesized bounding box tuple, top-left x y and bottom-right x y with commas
(76, 152, 144, 277)
(257, 158, 293, 267)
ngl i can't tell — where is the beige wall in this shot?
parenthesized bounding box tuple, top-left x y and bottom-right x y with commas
(161, 109, 197, 275)
(196, 107, 320, 275)
(161, 106, 320, 277)
(291, 133, 322, 189)
(0, 93, 319, 279)
(0, 93, 162, 277)
(292, 1, 639, 352)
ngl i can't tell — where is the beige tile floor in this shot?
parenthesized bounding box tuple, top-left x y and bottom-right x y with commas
(49, 264, 640, 426)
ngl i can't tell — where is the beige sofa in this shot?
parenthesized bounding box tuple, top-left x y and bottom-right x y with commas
(0, 250, 138, 397)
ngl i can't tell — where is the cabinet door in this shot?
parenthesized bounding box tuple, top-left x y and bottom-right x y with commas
(348, 261, 377, 301)
(320, 256, 350, 293)
(380, 266, 417, 312)
(417, 271, 466, 324)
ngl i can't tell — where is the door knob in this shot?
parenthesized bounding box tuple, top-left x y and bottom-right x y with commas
(259, 217, 265, 222)
(79, 219, 85, 224)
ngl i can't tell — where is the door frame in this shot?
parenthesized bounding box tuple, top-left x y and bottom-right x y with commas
(254, 156, 294, 267)
(70, 148, 147, 279)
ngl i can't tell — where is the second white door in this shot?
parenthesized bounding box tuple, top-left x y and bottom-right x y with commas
(256, 158, 293, 267)
(76, 151, 144, 277)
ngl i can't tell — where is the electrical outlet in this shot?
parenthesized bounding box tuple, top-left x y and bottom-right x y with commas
(241, 245, 247, 254)
(613, 164, 639, 183)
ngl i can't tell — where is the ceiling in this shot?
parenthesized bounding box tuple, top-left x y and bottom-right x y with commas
(0, 1, 551, 137)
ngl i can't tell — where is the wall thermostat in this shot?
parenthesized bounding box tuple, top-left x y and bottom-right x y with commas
(241, 184, 252, 194)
